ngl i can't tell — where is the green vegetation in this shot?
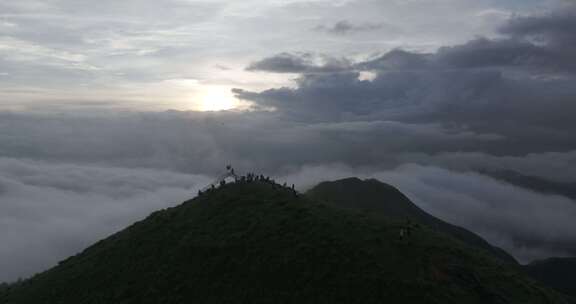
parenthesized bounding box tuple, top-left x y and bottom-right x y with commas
(0, 180, 571, 303)
(306, 177, 517, 264)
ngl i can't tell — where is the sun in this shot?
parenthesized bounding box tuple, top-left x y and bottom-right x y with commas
(197, 85, 238, 112)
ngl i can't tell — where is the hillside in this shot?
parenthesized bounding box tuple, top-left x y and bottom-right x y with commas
(0, 179, 570, 303)
(524, 258, 576, 297)
(306, 178, 517, 264)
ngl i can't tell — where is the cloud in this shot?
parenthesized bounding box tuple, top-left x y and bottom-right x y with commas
(314, 20, 390, 35)
(0, 157, 211, 283)
(246, 52, 352, 74)
(238, 6, 576, 156)
(398, 151, 576, 183)
(355, 5, 576, 74)
(428, 5, 576, 73)
(357, 49, 433, 71)
(436, 37, 544, 69)
(0, 111, 504, 176)
(0, 0, 551, 107)
(500, 5, 576, 48)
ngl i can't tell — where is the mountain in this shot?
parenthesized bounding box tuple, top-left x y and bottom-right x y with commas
(524, 258, 576, 297)
(306, 177, 517, 264)
(0, 179, 570, 303)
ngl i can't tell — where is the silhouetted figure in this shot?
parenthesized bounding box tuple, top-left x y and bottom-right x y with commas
(399, 228, 407, 240)
(406, 219, 414, 237)
(399, 220, 415, 240)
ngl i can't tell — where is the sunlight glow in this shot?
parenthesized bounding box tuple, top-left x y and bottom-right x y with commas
(197, 85, 239, 112)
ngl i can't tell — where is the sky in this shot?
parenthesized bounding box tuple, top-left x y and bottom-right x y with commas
(2, 0, 576, 282)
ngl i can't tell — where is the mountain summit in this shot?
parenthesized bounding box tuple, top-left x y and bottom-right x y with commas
(306, 177, 517, 264)
(0, 178, 571, 303)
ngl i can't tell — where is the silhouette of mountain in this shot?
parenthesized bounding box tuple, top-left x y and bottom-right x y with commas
(0, 179, 571, 303)
(306, 177, 517, 264)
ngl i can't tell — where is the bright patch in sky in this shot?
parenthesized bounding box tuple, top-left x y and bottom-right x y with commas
(196, 85, 239, 111)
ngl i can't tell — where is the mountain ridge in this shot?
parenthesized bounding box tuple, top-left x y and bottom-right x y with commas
(306, 177, 517, 264)
(0, 178, 571, 303)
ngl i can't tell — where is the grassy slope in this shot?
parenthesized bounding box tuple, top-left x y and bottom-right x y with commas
(306, 178, 517, 264)
(0, 181, 570, 304)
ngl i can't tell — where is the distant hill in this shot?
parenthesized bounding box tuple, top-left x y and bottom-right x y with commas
(524, 258, 576, 297)
(0, 179, 570, 303)
(306, 177, 517, 264)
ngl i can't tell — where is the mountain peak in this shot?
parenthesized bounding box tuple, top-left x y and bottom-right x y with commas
(307, 178, 518, 264)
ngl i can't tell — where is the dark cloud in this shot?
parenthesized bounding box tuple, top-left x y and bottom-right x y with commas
(397, 151, 576, 184)
(500, 7, 576, 48)
(434, 6, 576, 73)
(361, 6, 576, 74)
(314, 20, 388, 35)
(358, 49, 432, 71)
(238, 7, 576, 156)
(238, 67, 576, 149)
(436, 37, 545, 69)
(246, 53, 352, 74)
(0, 111, 501, 176)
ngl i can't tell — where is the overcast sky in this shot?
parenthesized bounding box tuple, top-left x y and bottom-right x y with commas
(2, 0, 576, 282)
(0, 0, 559, 111)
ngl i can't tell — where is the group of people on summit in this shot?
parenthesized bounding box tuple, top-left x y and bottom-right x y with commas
(197, 166, 297, 197)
